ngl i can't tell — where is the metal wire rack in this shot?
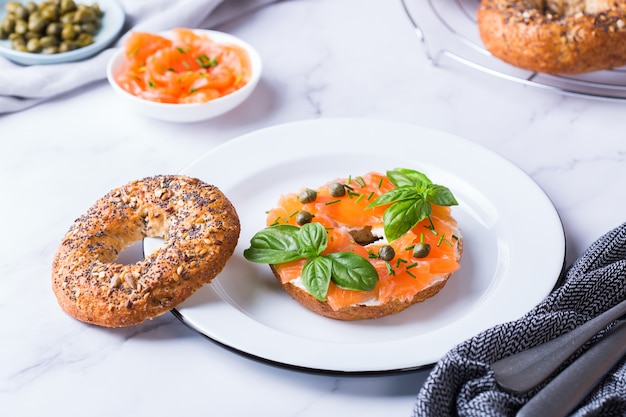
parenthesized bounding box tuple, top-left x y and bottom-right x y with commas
(401, 0, 626, 101)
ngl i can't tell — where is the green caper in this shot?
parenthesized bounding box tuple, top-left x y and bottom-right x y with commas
(60, 22, 75, 40)
(13, 5, 29, 20)
(412, 242, 431, 258)
(28, 13, 49, 33)
(25, 37, 41, 52)
(39, 35, 59, 48)
(40, 4, 59, 21)
(60, 0, 77, 14)
(296, 211, 313, 226)
(14, 19, 28, 34)
(80, 21, 96, 35)
(73, 7, 94, 23)
(41, 45, 59, 54)
(10, 35, 25, 48)
(328, 182, 346, 197)
(299, 188, 317, 204)
(76, 32, 92, 47)
(1, 16, 16, 34)
(58, 39, 76, 52)
(46, 21, 61, 36)
(378, 245, 395, 262)
(25, 2, 37, 14)
(5, 2, 22, 14)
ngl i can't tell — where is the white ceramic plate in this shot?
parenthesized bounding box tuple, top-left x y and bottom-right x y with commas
(0, 0, 124, 65)
(144, 118, 565, 373)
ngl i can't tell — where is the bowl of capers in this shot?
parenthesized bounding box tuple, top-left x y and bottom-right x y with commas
(0, 0, 124, 65)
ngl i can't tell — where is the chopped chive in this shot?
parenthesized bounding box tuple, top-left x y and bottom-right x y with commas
(148, 80, 155, 88)
(406, 270, 417, 279)
(344, 184, 354, 191)
(354, 176, 366, 187)
(368, 250, 378, 259)
(452, 234, 460, 241)
(385, 261, 395, 276)
(355, 194, 365, 204)
(367, 191, 375, 200)
(347, 175, 352, 184)
(190, 87, 197, 93)
(182, 60, 191, 69)
(377, 177, 383, 188)
(395, 258, 408, 267)
(406, 262, 418, 269)
(437, 234, 445, 247)
(348, 191, 360, 199)
(325, 199, 341, 205)
(404, 244, 415, 251)
(288, 210, 299, 218)
(176, 47, 185, 54)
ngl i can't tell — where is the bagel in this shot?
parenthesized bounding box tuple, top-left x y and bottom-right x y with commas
(477, 0, 626, 74)
(244, 169, 463, 321)
(52, 175, 240, 327)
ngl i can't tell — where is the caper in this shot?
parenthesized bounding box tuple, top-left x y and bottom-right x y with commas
(412, 242, 431, 258)
(60, 22, 75, 40)
(296, 211, 313, 226)
(58, 39, 76, 52)
(1, 16, 16, 34)
(25, 2, 37, 14)
(46, 22, 62, 36)
(73, 7, 94, 23)
(39, 35, 59, 48)
(40, 4, 59, 21)
(378, 245, 395, 262)
(25, 37, 41, 52)
(14, 19, 27, 34)
(80, 21, 96, 35)
(5, 2, 22, 14)
(60, 0, 77, 14)
(13, 5, 29, 20)
(10, 35, 25, 48)
(41, 45, 59, 54)
(328, 182, 346, 197)
(299, 188, 317, 204)
(28, 13, 49, 33)
(76, 32, 92, 47)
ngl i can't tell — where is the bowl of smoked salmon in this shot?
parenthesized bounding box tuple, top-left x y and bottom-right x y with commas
(106, 28, 262, 123)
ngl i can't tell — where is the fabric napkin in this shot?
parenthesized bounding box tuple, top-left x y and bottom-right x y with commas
(414, 222, 626, 417)
(0, 0, 276, 114)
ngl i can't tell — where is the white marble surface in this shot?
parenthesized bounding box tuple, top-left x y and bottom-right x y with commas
(2, 0, 626, 416)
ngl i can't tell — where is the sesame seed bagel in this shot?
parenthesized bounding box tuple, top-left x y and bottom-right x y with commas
(52, 175, 240, 327)
(477, 0, 626, 74)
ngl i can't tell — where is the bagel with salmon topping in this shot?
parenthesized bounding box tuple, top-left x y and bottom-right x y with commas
(477, 0, 626, 74)
(243, 169, 463, 321)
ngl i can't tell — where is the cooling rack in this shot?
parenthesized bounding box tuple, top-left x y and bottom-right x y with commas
(401, 0, 626, 101)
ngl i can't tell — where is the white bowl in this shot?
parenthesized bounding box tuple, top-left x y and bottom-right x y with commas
(0, 0, 125, 66)
(106, 29, 262, 123)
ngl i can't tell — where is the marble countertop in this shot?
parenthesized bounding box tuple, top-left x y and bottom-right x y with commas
(2, 0, 625, 416)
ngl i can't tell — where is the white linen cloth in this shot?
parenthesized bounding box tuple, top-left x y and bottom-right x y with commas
(0, 0, 276, 114)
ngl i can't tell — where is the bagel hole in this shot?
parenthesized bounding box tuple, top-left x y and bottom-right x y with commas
(116, 240, 145, 265)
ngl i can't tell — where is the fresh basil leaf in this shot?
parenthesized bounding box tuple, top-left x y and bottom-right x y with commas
(327, 252, 378, 291)
(301, 256, 333, 301)
(366, 187, 419, 209)
(383, 198, 430, 241)
(426, 184, 458, 206)
(243, 225, 302, 264)
(297, 222, 328, 258)
(387, 168, 431, 188)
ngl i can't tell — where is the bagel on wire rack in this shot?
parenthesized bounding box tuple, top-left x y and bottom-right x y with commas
(477, 0, 626, 74)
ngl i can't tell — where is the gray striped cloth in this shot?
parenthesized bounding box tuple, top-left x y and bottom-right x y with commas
(413, 222, 626, 417)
